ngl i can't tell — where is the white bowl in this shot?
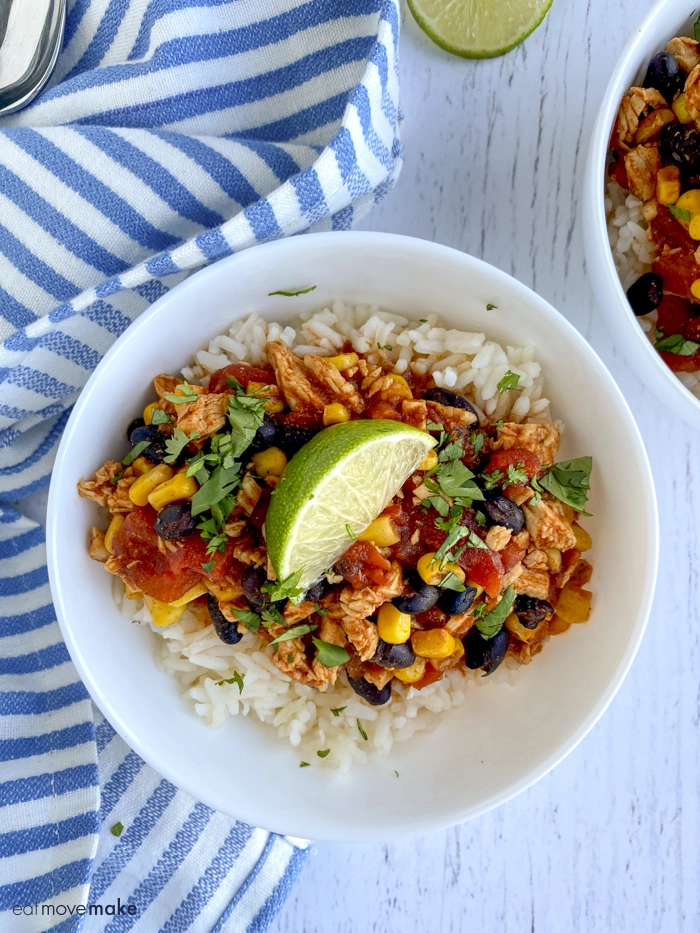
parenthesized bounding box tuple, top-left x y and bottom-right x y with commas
(47, 232, 658, 841)
(583, 0, 700, 427)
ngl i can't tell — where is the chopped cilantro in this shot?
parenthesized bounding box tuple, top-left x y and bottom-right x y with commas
(191, 464, 241, 517)
(345, 523, 356, 541)
(696, 11, 700, 40)
(434, 523, 470, 568)
(476, 586, 515, 639)
(481, 462, 529, 491)
(436, 460, 485, 502)
(164, 428, 200, 465)
(122, 440, 150, 466)
(110, 822, 124, 838)
(164, 381, 199, 404)
(317, 749, 331, 758)
(394, 770, 399, 777)
(268, 286, 317, 297)
(419, 318, 428, 323)
(300, 761, 310, 767)
(226, 392, 267, 459)
(465, 530, 489, 550)
(538, 457, 593, 515)
(110, 469, 124, 486)
(269, 623, 317, 646)
(377, 342, 393, 351)
(655, 333, 700, 356)
(426, 495, 450, 517)
(150, 408, 173, 425)
(486, 303, 498, 310)
(496, 371, 521, 393)
(312, 638, 350, 668)
(474, 510, 486, 526)
(261, 605, 285, 626)
(201, 559, 215, 573)
(439, 571, 466, 592)
(470, 431, 485, 455)
(357, 720, 368, 741)
(216, 671, 245, 693)
(331, 706, 347, 717)
(654, 327, 664, 341)
(231, 607, 261, 633)
(438, 440, 465, 462)
(262, 569, 305, 602)
(669, 204, 691, 223)
(314, 602, 329, 617)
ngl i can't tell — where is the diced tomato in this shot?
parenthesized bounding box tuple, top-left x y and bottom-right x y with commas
(249, 489, 271, 532)
(413, 606, 449, 630)
(412, 667, 445, 690)
(278, 407, 322, 428)
(609, 155, 629, 190)
(111, 507, 201, 602)
(486, 448, 541, 478)
(656, 294, 693, 335)
(659, 347, 700, 371)
(208, 363, 275, 393)
(458, 547, 504, 597)
(500, 536, 526, 573)
(650, 210, 700, 300)
(336, 541, 392, 589)
(366, 398, 402, 420)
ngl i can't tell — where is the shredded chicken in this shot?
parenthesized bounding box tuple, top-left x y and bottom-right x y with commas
(615, 86, 667, 149)
(303, 355, 364, 413)
(340, 616, 379, 662)
(492, 422, 561, 464)
(523, 548, 549, 571)
(624, 144, 661, 202)
(153, 374, 180, 399)
(266, 626, 335, 690)
(77, 460, 124, 507)
(669, 36, 700, 72)
(513, 568, 551, 600)
(363, 666, 393, 689)
(236, 473, 262, 516)
(401, 399, 428, 431)
(283, 600, 316, 624)
(444, 610, 475, 639)
(88, 527, 109, 563)
(265, 341, 324, 410)
(231, 538, 266, 566)
(106, 474, 138, 514)
(523, 499, 576, 551)
(176, 392, 229, 439)
(425, 400, 477, 434)
(501, 562, 524, 590)
(337, 562, 403, 660)
(485, 525, 511, 552)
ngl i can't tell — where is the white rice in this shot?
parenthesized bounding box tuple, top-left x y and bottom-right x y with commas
(128, 305, 553, 770)
(606, 179, 700, 399)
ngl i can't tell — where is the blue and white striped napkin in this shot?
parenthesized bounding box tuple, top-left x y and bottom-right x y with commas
(0, 0, 402, 928)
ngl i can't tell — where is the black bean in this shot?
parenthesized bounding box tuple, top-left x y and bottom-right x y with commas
(305, 577, 329, 603)
(280, 425, 318, 456)
(207, 594, 243, 645)
(483, 493, 525, 533)
(463, 627, 509, 675)
(438, 585, 477, 616)
(154, 503, 197, 540)
(141, 434, 169, 464)
(424, 387, 479, 420)
(249, 416, 280, 454)
(126, 417, 145, 442)
(241, 565, 285, 614)
(644, 51, 684, 104)
(626, 272, 664, 317)
(513, 594, 554, 630)
(393, 570, 440, 614)
(129, 424, 159, 447)
(372, 639, 416, 669)
(660, 123, 700, 185)
(346, 674, 392, 706)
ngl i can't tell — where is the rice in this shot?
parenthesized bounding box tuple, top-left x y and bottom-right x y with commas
(131, 304, 550, 770)
(606, 178, 700, 399)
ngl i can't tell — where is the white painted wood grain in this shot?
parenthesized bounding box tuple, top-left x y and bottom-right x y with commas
(270, 1, 700, 931)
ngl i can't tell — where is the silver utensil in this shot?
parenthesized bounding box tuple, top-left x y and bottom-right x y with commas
(0, 0, 66, 116)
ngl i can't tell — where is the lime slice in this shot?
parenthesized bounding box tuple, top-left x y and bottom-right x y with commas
(265, 420, 436, 591)
(407, 0, 553, 59)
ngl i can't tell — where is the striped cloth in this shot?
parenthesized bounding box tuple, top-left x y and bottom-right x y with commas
(0, 0, 402, 929)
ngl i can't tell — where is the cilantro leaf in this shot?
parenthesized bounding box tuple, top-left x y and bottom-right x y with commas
(470, 431, 485, 455)
(164, 381, 199, 404)
(377, 342, 393, 351)
(314, 602, 329, 617)
(669, 205, 691, 223)
(357, 720, 368, 741)
(164, 428, 200, 464)
(300, 761, 310, 767)
(317, 749, 331, 758)
(269, 623, 317, 645)
(696, 12, 700, 41)
(427, 495, 450, 517)
(190, 464, 241, 516)
(110, 822, 124, 838)
(436, 460, 485, 502)
(538, 456, 593, 516)
(438, 571, 466, 592)
(268, 285, 317, 297)
(231, 607, 261, 633)
(201, 560, 215, 573)
(486, 303, 498, 310)
(312, 638, 350, 668)
(261, 605, 284, 626)
(655, 333, 700, 356)
(434, 523, 470, 568)
(331, 706, 346, 717)
(226, 393, 267, 459)
(438, 440, 465, 462)
(262, 569, 305, 602)
(122, 440, 150, 466)
(345, 523, 356, 541)
(476, 586, 515, 639)
(465, 530, 489, 551)
(110, 470, 124, 486)
(150, 408, 173, 425)
(216, 671, 245, 693)
(496, 370, 521, 393)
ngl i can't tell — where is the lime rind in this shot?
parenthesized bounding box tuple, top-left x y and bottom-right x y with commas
(407, 0, 554, 59)
(265, 420, 436, 591)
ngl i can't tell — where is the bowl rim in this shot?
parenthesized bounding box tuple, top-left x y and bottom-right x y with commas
(583, 0, 700, 422)
(46, 231, 659, 840)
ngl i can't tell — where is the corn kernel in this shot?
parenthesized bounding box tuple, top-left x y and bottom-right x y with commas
(168, 582, 208, 607)
(417, 552, 465, 586)
(147, 472, 198, 510)
(572, 524, 592, 552)
(144, 595, 185, 627)
(546, 548, 562, 572)
(419, 449, 438, 471)
(393, 657, 427, 684)
(635, 108, 675, 144)
(549, 614, 571, 635)
(466, 579, 485, 599)
(357, 515, 400, 546)
(129, 464, 173, 506)
(411, 628, 456, 659)
(673, 93, 692, 123)
(104, 514, 124, 554)
(204, 579, 240, 602)
(377, 603, 412, 644)
(131, 456, 152, 476)
(252, 446, 287, 478)
(555, 586, 593, 624)
(688, 213, 700, 240)
(451, 638, 465, 661)
(125, 584, 142, 601)
(656, 165, 681, 205)
(143, 401, 159, 425)
(676, 189, 700, 216)
(386, 373, 412, 398)
(247, 382, 284, 413)
(323, 403, 350, 425)
(326, 352, 359, 370)
(505, 612, 538, 643)
(692, 279, 700, 301)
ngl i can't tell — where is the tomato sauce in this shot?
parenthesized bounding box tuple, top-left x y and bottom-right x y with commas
(336, 541, 393, 589)
(208, 363, 275, 392)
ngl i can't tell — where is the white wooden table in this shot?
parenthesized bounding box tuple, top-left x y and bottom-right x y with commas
(270, 1, 700, 930)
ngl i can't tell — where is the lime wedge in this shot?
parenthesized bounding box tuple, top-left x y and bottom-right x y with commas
(265, 420, 436, 591)
(407, 0, 553, 59)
